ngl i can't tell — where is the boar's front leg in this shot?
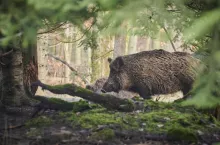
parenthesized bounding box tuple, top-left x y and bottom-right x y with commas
(133, 85, 152, 99)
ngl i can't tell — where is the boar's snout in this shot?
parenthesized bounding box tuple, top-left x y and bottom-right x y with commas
(101, 89, 106, 93)
(102, 79, 120, 93)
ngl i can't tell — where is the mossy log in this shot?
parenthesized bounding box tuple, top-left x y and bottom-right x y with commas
(31, 80, 143, 112)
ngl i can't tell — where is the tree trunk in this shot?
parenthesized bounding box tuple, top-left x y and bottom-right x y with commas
(0, 43, 38, 107)
(127, 35, 137, 54)
(23, 43, 38, 95)
(113, 35, 126, 58)
(64, 24, 73, 83)
(137, 37, 147, 52)
(91, 48, 100, 82)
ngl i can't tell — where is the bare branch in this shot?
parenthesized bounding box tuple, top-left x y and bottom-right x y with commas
(55, 22, 94, 44)
(46, 53, 89, 84)
(162, 27, 177, 52)
(55, 33, 85, 43)
(0, 49, 13, 57)
(37, 22, 67, 35)
(94, 49, 114, 61)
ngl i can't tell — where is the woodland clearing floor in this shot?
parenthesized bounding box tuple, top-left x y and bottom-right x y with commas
(0, 99, 219, 145)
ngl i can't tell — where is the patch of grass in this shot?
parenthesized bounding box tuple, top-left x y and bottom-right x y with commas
(74, 112, 121, 128)
(167, 126, 197, 143)
(26, 128, 42, 137)
(90, 128, 115, 141)
(25, 116, 53, 127)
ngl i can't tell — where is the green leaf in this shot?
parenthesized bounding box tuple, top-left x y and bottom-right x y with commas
(183, 8, 220, 42)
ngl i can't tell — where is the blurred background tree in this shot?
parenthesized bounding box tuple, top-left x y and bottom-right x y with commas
(0, 0, 219, 111)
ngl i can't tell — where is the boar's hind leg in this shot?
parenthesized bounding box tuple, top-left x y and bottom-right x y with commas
(182, 84, 192, 99)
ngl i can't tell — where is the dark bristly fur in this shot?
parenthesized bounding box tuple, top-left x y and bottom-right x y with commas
(102, 49, 200, 99)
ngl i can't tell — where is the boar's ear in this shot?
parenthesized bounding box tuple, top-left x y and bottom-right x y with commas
(107, 58, 112, 64)
(113, 56, 124, 71)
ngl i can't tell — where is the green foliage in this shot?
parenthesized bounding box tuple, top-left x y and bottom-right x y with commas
(0, 0, 98, 49)
(182, 11, 220, 108)
(183, 8, 220, 42)
(98, 0, 195, 39)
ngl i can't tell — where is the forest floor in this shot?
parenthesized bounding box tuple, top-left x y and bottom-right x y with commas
(0, 99, 220, 145)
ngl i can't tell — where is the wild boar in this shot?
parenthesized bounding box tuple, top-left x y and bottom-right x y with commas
(102, 49, 200, 99)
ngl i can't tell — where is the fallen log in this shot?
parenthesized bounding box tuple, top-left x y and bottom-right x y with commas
(31, 80, 144, 112)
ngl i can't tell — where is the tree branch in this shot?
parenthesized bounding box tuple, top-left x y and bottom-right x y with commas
(162, 27, 176, 52)
(37, 22, 67, 35)
(55, 21, 94, 44)
(0, 49, 13, 57)
(46, 53, 89, 84)
(94, 49, 114, 61)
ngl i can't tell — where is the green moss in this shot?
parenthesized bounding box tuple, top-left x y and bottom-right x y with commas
(58, 111, 73, 118)
(90, 128, 115, 141)
(75, 112, 121, 128)
(177, 117, 191, 127)
(167, 127, 197, 142)
(119, 99, 136, 111)
(52, 84, 73, 89)
(48, 97, 70, 104)
(25, 116, 53, 127)
(48, 98, 99, 112)
(74, 86, 94, 93)
(26, 128, 42, 137)
(54, 99, 220, 142)
(209, 115, 218, 124)
(144, 100, 174, 111)
(72, 99, 94, 112)
(132, 96, 143, 101)
(49, 83, 95, 94)
(63, 99, 220, 133)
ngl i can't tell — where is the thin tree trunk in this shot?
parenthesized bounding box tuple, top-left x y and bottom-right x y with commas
(149, 38, 155, 50)
(64, 24, 72, 83)
(91, 48, 100, 82)
(137, 36, 147, 52)
(113, 35, 126, 58)
(127, 35, 137, 54)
